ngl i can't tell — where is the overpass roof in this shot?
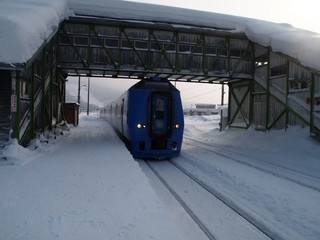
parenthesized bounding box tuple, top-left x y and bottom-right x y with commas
(1, 0, 320, 72)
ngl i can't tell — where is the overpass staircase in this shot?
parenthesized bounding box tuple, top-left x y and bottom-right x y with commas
(253, 48, 320, 133)
(0, 71, 11, 156)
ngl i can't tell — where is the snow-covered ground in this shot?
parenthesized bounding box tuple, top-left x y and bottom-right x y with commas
(0, 114, 206, 240)
(1, 113, 320, 239)
(182, 115, 320, 239)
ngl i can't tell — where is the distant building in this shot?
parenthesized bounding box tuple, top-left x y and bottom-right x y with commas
(195, 104, 216, 109)
(184, 103, 218, 116)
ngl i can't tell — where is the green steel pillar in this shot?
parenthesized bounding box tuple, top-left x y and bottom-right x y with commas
(285, 60, 290, 131)
(30, 62, 35, 139)
(249, 42, 255, 127)
(41, 51, 45, 133)
(49, 44, 54, 129)
(14, 71, 21, 141)
(310, 73, 315, 134)
(265, 49, 271, 131)
(227, 83, 231, 125)
(221, 83, 225, 106)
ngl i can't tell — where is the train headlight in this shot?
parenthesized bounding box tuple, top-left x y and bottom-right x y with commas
(173, 124, 180, 129)
(137, 123, 146, 129)
(172, 142, 178, 150)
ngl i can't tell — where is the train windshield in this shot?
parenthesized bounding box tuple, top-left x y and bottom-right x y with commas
(150, 92, 171, 138)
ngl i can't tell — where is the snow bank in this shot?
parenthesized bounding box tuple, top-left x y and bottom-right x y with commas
(0, 0, 71, 64)
(243, 20, 320, 70)
(184, 115, 320, 168)
(0, 0, 319, 71)
(1, 122, 71, 165)
(1, 139, 36, 165)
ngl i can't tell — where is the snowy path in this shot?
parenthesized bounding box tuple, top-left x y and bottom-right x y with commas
(0, 115, 207, 240)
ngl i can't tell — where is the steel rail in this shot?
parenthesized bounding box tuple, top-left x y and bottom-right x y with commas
(144, 160, 217, 240)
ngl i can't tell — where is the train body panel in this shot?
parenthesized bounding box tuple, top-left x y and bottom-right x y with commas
(101, 77, 184, 159)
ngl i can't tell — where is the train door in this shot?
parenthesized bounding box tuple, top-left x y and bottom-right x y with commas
(149, 92, 171, 138)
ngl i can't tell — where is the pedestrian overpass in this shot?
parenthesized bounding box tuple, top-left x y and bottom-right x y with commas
(58, 17, 252, 83)
(1, 0, 320, 147)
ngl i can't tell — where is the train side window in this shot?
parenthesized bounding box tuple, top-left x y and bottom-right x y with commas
(115, 104, 119, 118)
(121, 99, 124, 116)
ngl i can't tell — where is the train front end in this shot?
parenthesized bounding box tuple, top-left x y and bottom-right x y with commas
(128, 77, 184, 159)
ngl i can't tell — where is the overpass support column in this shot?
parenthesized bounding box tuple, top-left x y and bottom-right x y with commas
(30, 62, 35, 140)
(265, 49, 270, 130)
(310, 73, 315, 134)
(13, 71, 21, 141)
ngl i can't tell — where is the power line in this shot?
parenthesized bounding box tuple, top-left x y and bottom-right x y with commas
(183, 88, 221, 100)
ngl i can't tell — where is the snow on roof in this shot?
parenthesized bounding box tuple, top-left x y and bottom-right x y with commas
(0, 0, 71, 66)
(1, 0, 320, 72)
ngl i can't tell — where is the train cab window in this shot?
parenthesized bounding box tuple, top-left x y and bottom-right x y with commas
(149, 93, 171, 138)
(154, 98, 165, 129)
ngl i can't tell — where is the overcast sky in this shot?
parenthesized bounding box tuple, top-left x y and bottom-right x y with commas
(129, 0, 320, 34)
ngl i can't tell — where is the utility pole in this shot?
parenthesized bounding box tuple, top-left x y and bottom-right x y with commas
(77, 76, 81, 104)
(87, 76, 90, 115)
(219, 83, 225, 131)
(221, 83, 225, 106)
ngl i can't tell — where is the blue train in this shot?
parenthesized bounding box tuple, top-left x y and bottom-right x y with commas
(101, 77, 184, 159)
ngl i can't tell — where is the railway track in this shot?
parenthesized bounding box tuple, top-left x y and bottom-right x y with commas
(184, 136, 320, 192)
(144, 159, 282, 240)
(145, 160, 216, 240)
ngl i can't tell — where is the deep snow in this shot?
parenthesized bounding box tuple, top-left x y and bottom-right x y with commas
(1, 114, 320, 239)
(182, 115, 320, 239)
(0, 115, 207, 240)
